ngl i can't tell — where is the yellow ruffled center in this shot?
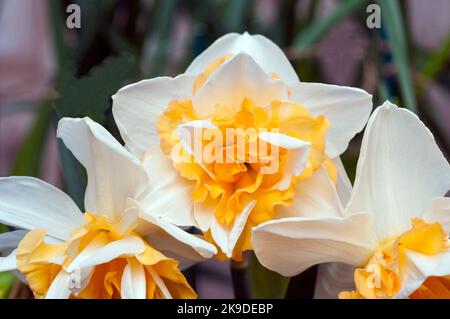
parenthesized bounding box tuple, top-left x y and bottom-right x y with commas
(16, 213, 195, 299)
(339, 218, 449, 299)
(157, 55, 336, 261)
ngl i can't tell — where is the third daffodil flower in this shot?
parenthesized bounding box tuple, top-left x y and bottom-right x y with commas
(112, 32, 372, 260)
(0, 117, 216, 299)
(252, 101, 450, 298)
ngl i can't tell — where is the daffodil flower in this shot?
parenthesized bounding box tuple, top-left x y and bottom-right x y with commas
(0, 117, 216, 299)
(112, 32, 372, 260)
(252, 101, 450, 298)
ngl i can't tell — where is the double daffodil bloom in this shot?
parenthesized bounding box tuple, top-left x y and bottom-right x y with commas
(0, 117, 216, 299)
(112, 32, 372, 260)
(252, 101, 450, 298)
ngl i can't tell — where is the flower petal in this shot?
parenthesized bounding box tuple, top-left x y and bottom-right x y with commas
(252, 212, 376, 277)
(57, 117, 149, 220)
(45, 271, 72, 299)
(210, 201, 256, 258)
(395, 249, 450, 298)
(276, 166, 343, 218)
(185, 32, 299, 83)
(139, 144, 196, 227)
(423, 197, 450, 234)
(77, 237, 145, 269)
(121, 258, 146, 299)
(258, 131, 311, 190)
(192, 53, 289, 118)
(112, 74, 195, 157)
(334, 157, 352, 207)
(147, 266, 172, 299)
(289, 82, 372, 158)
(0, 177, 84, 240)
(138, 207, 217, 266)
(346, 101, 450, 242)
(65, 232, 109, 273)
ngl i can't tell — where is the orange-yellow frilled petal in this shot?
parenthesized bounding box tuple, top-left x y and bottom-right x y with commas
(16, 230, 66, 298)
(340, 219, 449, 299)
(410, 276, 450, 299)
(156, 57, 335, 261)
(16, 214, 196, 299)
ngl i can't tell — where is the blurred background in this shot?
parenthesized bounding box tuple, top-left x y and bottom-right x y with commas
(0, 0, 449, 299)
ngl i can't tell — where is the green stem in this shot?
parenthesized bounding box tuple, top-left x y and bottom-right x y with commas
(231, 260, 251, 299)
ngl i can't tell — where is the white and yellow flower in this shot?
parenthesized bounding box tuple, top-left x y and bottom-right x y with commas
(0, 117, 216, 299)
(252, 101, 450, 298)
(112, 32, 372, 260)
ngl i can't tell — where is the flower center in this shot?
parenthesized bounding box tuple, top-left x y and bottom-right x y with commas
(16, 213, 195, 299)
(339, 218, 449, 299)
(157, 55, 336, 260)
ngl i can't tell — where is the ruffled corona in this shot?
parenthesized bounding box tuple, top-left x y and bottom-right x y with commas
(157, 56, 336, 260)
(16, 213, 196, 299)
(339, 219, 449, 299)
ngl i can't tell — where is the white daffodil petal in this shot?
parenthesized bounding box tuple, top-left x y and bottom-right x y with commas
(78, 237, 145, 269)
(193, 201, 215, 232)
(121, 259, 146, 299)
(289, 82, 372, 158)
(112, 74, 196, 157)
(0, 249, 17, 272)
(147, 266, 172, 299)
(211, 201, 256, 258)
(176, 120, 217, 157)
(346, 101, 450, 242)
(228, 201, 256, 255)
(210, 221, 228, 257)
(175, 120, 218, 180)
(139, 144, 195, 227)
(66, 233, 109, 273)
(192, 53, 288, 118)
(423, 197, 450, 234)
(395, 250, 450, 299)
(334, 157, 352, 208)
(276, 166, 343, 219)
(185, 32, 299, 83)
(0, 177, 84, 241)
(45, 271, 72, 299)
(57, 117, 148, 220)
(139, 210, 217, 266)
(258, 132, 311, 190)
(252, 213, 376, 277)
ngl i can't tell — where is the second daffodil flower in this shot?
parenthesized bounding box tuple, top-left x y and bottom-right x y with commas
(252, 101, 450, 299)
(112, 32, 372, 260)
(0, 117, 216, 299)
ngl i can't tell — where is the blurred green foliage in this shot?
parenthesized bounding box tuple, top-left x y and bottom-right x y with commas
(55, 52, 137, 122)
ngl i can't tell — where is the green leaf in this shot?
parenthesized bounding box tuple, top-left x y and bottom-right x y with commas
(0, 272, 15, 299)
(0, 225, 15, 299)
(0, 224, 7, 233)
(379, 0, 417, 113)
(10, 103, 52, 177)
(55, 52, 137, 122)
(294, 0, 368, 49)
(248, 253, 290, 298)
(421, 33, 450, 80)
(147, 0, 178, 76)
